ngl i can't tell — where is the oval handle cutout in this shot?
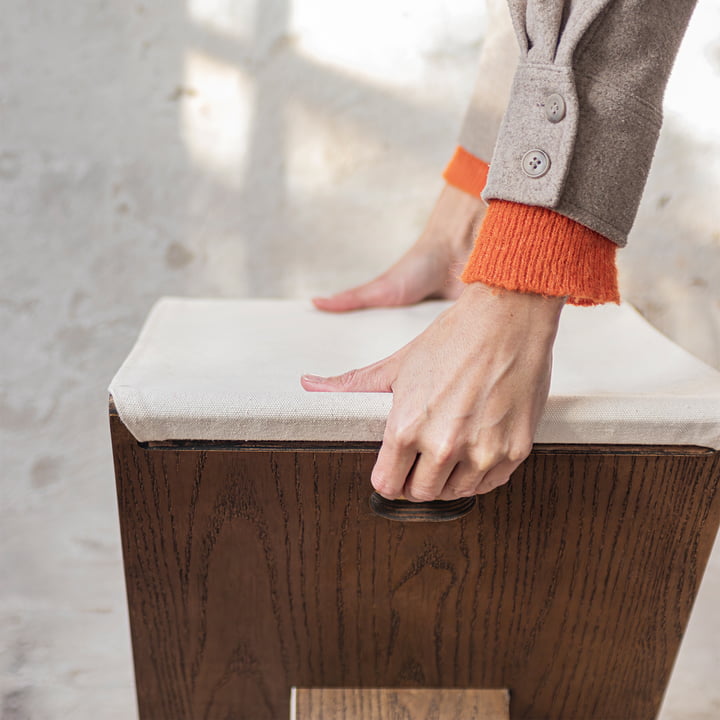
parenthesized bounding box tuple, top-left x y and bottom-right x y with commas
(369, 492, 476, 522)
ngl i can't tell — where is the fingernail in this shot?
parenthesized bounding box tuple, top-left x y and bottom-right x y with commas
(302, 373, 327, 382)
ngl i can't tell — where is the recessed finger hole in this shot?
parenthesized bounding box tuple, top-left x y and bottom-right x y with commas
(369, 493, 476, 522)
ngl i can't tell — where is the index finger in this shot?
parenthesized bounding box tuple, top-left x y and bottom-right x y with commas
(371, 435, 417, 500)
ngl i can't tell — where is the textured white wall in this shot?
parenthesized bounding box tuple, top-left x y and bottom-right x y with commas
(621, 4, 720, 368)
(1, 1, 718, 717)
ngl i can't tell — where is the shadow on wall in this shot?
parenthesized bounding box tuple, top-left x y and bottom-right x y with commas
(620, 113, 720, 369)
(175, 0, 480, 300)
(0, 0, 483, 479)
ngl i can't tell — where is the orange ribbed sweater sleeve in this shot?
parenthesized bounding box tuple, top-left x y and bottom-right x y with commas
(443, 146, 619, 306)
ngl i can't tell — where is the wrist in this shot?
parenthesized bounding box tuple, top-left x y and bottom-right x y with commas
(419, 184, 486, 257)
(459, 282, 565, 335)
(460, 201, 619, 306)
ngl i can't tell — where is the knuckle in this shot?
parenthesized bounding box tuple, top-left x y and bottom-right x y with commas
(410, 485, 437, 502)
(386, 419, 417, 449)
(467, 431, 533, 470)
(337, 368, 360, 389)
(449, 483, 477, 498)
(507, 439, 533, 464)
(371, 471, 386, 491)
(372, 473, 396, 498)
(468, 446, 499, 474)
(429, 436, 457, 466)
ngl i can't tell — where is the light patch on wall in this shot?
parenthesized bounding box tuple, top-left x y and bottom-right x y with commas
(186, 0, 254, 38)
(285, 100, 384, 195)
(181, 50, 255, 186)
(202, 235, 250, 295)
(664, 2, 720, 139)
(289, 0, 482, 88)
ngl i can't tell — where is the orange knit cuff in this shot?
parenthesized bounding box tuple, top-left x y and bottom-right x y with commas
(460, 200, 620, 306)
(442, 146, 489, 198)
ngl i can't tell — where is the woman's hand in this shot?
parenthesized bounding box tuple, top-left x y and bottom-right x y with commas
(302, 283, 564, 500)
(312, 184, 485, 312)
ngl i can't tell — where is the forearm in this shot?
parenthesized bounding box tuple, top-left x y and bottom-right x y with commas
(444, 0, 697, 306)
(484, 0, 698, 245)
(454, 0, 518, 167)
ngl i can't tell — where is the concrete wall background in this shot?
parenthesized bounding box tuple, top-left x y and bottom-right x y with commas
(1, 1, 718, 717)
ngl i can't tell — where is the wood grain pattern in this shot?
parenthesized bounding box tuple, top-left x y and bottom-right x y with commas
(110, 412, 720, 720)
(294, 688, 509, 719)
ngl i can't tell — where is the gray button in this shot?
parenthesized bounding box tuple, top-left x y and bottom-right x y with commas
(522, 149, 550, 178)
(545, 93, 566, 123)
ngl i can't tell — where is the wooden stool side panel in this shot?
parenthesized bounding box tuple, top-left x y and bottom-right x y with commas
(110, 415, 720, 720)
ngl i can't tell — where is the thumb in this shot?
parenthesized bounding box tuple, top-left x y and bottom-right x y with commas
(312, 277, 396, 313)
(301, 356, 397, 393)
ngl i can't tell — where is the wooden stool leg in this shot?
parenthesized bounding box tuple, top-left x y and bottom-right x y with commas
(292, 688, 510, 720)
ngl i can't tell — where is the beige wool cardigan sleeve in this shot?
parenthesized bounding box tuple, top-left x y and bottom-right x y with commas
(458, 0, 697, 247)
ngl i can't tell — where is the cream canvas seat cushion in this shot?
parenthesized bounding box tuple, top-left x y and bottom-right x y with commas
(109, 299, 720, 449)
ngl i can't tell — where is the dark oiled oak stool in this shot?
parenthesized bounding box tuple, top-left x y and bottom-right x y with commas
(109, 299, 720, 720)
